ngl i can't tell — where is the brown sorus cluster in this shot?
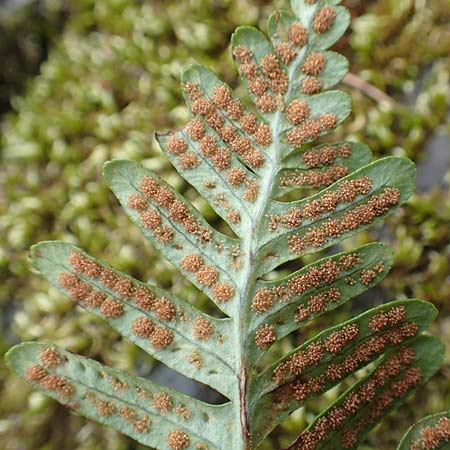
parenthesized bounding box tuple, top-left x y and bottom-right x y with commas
(184, 80, 269, 172)
(302, 143, 352, 168)
(369, 306, 406, 332)
(39, 347, 60, 368)
(180, 253, 235, 302)
(288, 22, 308, 47)
(68, 251, 102, 278)
(212, 282, 235, 302)
(181, 253, 204, 273)
(254, 256, 355, 319)
(286, 113, 337, 148)
(174, 405, 191, 420)
(255, 324, 277, 349)
(127, 194, 148, 211)
(282, 208, 303, 229)
(295, 288, 341, 321)
(261, 54, 289, 94)
(254, 123, 272, 147)
(267, 207, 303, 232)
(193, 317, 214, 340)
(97, 400, 116, 416)
(167, 430, 190, 450)
(339, 253, 362, 270)
(313, 5, 336, 34)
(138, 176, 212, 244)
(291, 348, 421, 450)
(273, 341, 325, 384)
(196, 266, 219, 286)
(132, 416, 151, 434)
(286, 99, 310, 125)
(178, 152, 200, 170)
(271, 252, 362, 319)
(302, 177, 372, 220)
(131, 316, 174, 350)
(302, 77, 322, 94)
(251, 288, 274, 313)
(360, 269, 377, 285)
(140, 209, 162, 229)
(85, 291, 106, 308)
(188, 350, 202, 369)
(153, 392, 173, 412)
(280, 165, 349, 189)
(301, 52, 326, 76)
(57, 272, 92, 303)
(25, 364, 74, 399)
(100, 298, 124, 318)
(99, 268, 120, 289)
(276, 42, 296, 65)
(85, 391, 116, 417)
(273, 306, 418, 387)
(131, 317, 155, 338)
(324, 324, 359, 353)
(288, 186, 401, 255)
(151, 327, 175, 350)
(186, 118, 205, 141)
(226, 210, 241, 224)
(65, 252, 181, 326)
(166, 136, 188, 155)
(133, 286, 156, 310)
(160, 132, 200, 170)
(233, 45, 284, 114)
(325, 325, 417, 384)
(154, 298, 176, 321)
(411, 417, 450, 450)
(119, 405, 136, 421)
(227, 167, 246, 187)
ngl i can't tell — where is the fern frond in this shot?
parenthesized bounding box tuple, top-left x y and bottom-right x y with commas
(6, 1, 444, 449)
(398, 409, 450, 450)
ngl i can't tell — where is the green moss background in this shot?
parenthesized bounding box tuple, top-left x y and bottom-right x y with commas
(0, 1, 449, 449)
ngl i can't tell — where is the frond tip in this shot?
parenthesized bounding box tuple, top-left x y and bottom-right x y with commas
(398, 410, 450, 450)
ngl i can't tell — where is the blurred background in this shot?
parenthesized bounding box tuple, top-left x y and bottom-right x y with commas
(0, 0, 449, 449)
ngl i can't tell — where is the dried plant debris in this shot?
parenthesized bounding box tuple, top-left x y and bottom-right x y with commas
(6, 2, 444, 450)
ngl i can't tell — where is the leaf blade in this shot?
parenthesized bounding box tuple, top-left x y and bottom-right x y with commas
(31, 241, 237, 399)
(6, 342, 235, 450)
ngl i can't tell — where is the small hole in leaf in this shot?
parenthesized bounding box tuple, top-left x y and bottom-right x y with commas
(202, 413, 209, 422)
(208, 370, 218, 375)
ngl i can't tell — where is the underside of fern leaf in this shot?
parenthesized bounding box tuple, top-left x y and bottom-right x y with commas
(397, 410, 450, 450)
(6, 1, 445, 449)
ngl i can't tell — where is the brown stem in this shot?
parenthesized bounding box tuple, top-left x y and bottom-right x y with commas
(343, 72, 396, 105)
(240, 361, 250, 449)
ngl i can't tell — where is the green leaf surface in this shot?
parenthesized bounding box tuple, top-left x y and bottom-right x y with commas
(6, 342, 235, 450)
(245, 243, 394, 366)
(103, 159, 240, 317)
(268, 7, 350, 53)
(283, 335, 444, 450)
(276, 141, 372, 195)
(30, 241, 237, 398)
(249, 300, 438, 446)
(256, 156, 416, 276)
(397, 410, 450, 450)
